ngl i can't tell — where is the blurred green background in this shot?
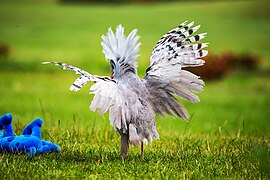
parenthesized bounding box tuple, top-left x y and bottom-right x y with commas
(0, 0, 269, 136)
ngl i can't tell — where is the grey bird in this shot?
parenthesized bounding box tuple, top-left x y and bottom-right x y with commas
(43, 20, 208, 160)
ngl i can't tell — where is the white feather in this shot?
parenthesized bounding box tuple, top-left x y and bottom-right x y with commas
(101, 25, 141, 76)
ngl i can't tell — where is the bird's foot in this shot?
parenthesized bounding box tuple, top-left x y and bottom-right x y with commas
(120, 149, 128, 159)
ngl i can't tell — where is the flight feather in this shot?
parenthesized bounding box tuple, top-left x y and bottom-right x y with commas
(144, 20, 208, 119)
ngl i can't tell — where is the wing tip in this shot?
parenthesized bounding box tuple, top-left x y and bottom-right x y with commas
(181, 111, 190, 121)
(41, 61, 52, 65)
(69, 85, 80, 92)
(41, 61, 64, 67)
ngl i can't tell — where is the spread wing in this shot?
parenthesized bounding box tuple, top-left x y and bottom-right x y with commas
(42, 62, 112, 91)
(143, 21, 208, 120)
(43, 62, 139, 132)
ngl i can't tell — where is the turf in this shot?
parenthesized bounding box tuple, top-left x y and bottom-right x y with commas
(0, 0, 269, 179)
(0, 126, 269, 179)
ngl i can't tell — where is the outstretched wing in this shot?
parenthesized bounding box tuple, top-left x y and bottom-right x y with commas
(42, 62, 112, 91)
(143, 21, 208, 120)
(43, 62, 139, 132)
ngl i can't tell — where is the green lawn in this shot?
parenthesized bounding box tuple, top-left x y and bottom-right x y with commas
(1, 131, 269, 179)
(0, 0, 269, 179)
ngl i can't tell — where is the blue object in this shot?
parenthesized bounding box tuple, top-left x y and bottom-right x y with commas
(0, 113, 60, 155)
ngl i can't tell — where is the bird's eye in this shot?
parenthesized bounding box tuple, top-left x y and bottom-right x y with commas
(110, 60, 116, 70)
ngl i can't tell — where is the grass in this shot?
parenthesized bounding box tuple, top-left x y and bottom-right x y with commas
(1, 125, 269, 179)
(0, 0, 270, 69)
(0, 0, 270, 179)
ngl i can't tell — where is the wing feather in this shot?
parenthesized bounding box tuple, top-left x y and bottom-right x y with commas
(143, 20, 208, 120)
(42, 62, 111, 91)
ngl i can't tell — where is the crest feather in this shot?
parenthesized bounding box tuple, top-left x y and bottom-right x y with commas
(101, 25, 141, 73)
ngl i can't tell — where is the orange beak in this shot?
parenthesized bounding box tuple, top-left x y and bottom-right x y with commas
(110, 72, 114, 80)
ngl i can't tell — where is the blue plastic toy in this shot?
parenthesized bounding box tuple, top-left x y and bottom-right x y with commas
(0, 113, 60, 155)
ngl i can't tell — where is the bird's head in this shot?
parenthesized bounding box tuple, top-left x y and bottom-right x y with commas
(102, 25, 141, 81)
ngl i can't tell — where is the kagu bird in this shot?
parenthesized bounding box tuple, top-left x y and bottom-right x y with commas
(43, 20, 208, 160)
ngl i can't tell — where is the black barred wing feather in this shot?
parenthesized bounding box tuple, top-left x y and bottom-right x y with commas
(148, 20, 208, 77)
(42, 62, 112, 91)
(143, 21, 208, 120)
(43, 61, 139, 132)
